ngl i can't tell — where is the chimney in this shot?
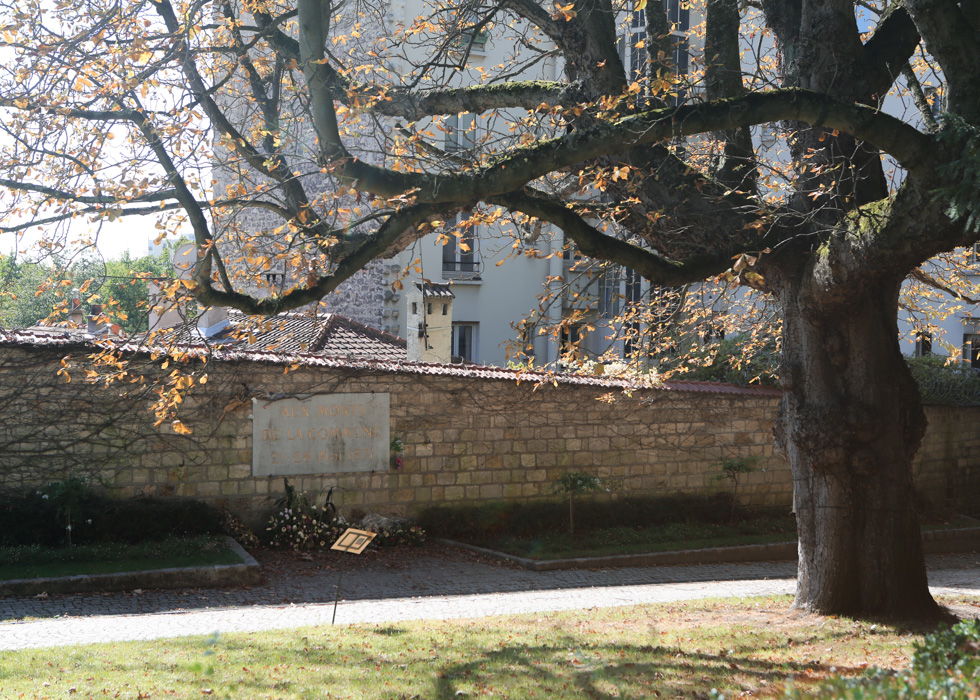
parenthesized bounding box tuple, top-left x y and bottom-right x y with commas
(197, 305, 230, 338)
(69, 292, 84, 328)
(406, 282, 454, 363)
(149, 242, 196, 331)
(87, 303, 104, 335)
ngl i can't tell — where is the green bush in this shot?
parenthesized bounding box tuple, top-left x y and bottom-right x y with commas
(789, 619, 980, 699)
(0, 482, 225, 547)
(417, 494, 783, 542)
(667, 335, 781, 387)
(911, 618, 980, 673)
(906, 354, 980, 406)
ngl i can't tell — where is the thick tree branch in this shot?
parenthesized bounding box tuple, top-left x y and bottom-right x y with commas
(486, 189, 737, 287)
(0, 177, 177, 206)
(704, 0, 757, 192)
(366, 81, 569, 121)
(904, 0, 980, 119)
(496, 0, 567, 46)
(193, 203, 442, 314)
(153, 0, 324, 247)
(862, 5, 920, 99)
(327, 89, 941, 204)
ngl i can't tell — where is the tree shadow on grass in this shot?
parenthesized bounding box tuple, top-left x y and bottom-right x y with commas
(424, 640, 839, 699)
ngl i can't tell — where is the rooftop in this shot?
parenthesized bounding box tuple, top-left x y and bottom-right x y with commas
(145, 311, 407, 360)
(0, 327, 782, 397)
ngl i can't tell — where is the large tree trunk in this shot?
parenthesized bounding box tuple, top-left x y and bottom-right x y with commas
(775, 274, 941, 617)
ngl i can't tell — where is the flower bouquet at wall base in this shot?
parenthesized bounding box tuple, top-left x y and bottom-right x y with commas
(265, 479, 345, 552)
(373, 524, 426, 547)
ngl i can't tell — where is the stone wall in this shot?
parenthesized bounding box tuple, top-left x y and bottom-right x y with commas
(0, 340, 975, 525)
(914, 405, 980, 514)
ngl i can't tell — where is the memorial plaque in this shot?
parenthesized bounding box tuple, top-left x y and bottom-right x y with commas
(331, 528, 377, 554)
(252, 393, 390, 476)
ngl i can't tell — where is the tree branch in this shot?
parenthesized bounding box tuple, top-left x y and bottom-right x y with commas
(704, 0, 758, 192)
(904, 0, 979, 119)
(327, 88, 941, 204)
(486, 189, 736, 287)
(901, 63, 940, 133)
(193, 203, 443, 314)
(911, 266, 980, 305)
(862, 5, 920, 99)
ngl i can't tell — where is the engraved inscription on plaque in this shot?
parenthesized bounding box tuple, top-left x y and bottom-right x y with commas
(252, 393, 390, 476)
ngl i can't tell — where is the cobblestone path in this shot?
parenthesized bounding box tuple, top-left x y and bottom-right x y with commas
(1, 548, 977, 650)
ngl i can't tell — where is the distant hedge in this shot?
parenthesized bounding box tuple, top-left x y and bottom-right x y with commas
(417, 493, 788, 542)
(0, 479, 224, 548)
(907, 354, 980, 406)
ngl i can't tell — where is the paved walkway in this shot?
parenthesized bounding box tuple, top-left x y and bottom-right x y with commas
(1, 548, 978, 650)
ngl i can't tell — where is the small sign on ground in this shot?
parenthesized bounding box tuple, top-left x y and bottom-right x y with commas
(330, 528, 377, 555)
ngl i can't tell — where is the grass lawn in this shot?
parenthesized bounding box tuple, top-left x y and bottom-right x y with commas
(473, 516, 798, 560)
(0, 535, 242, 581)
(2, 594, 977, 699)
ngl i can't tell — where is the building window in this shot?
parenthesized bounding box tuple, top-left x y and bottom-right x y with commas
(445, 113, 478, 152)
(559, 324, 584, 357)
(650, 284, 683, 324)
(452, 322, 477, 362)
(964, 333, 980, 369)
(924, 86, 946, 121)
(562, 233, 582, 261)
(448, 4, 489, 54)
(703, 323, 726, 344)
(598, 267, 622, 318)
(520, 322, 536, 358)
(442, 214, 480, 279)
(914, 331, 932, 357)
(621, 5, 647, 83)
(967, 242, 980, 269)
(623, 268, 644, 356)
(619, 0, 689, 105)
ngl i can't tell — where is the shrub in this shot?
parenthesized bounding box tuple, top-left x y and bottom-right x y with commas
(906, 354, 980, 406)
(417, 493, 779, 542)
(0, 483, 224, 548)
(667, 335, 781, 387)
(552, 472, 605, 536)
(789, 619, 980, 699)
(712, 458, 758, 523)
(911, 618, 980, 673)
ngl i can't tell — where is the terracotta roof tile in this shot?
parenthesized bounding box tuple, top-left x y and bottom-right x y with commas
(0, 329, 779, 397)
(140, 312, 407, 360)
(415, 281, 455, 298)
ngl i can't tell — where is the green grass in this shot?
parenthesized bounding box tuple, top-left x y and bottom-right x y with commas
(0, 594, 956, 699)
(472, 517, 798, 560)
(921, 513, 979, 531)
(0, 535, 242, 581)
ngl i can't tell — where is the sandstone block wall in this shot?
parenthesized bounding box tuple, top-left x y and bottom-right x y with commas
(0, 342, 974, 526)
